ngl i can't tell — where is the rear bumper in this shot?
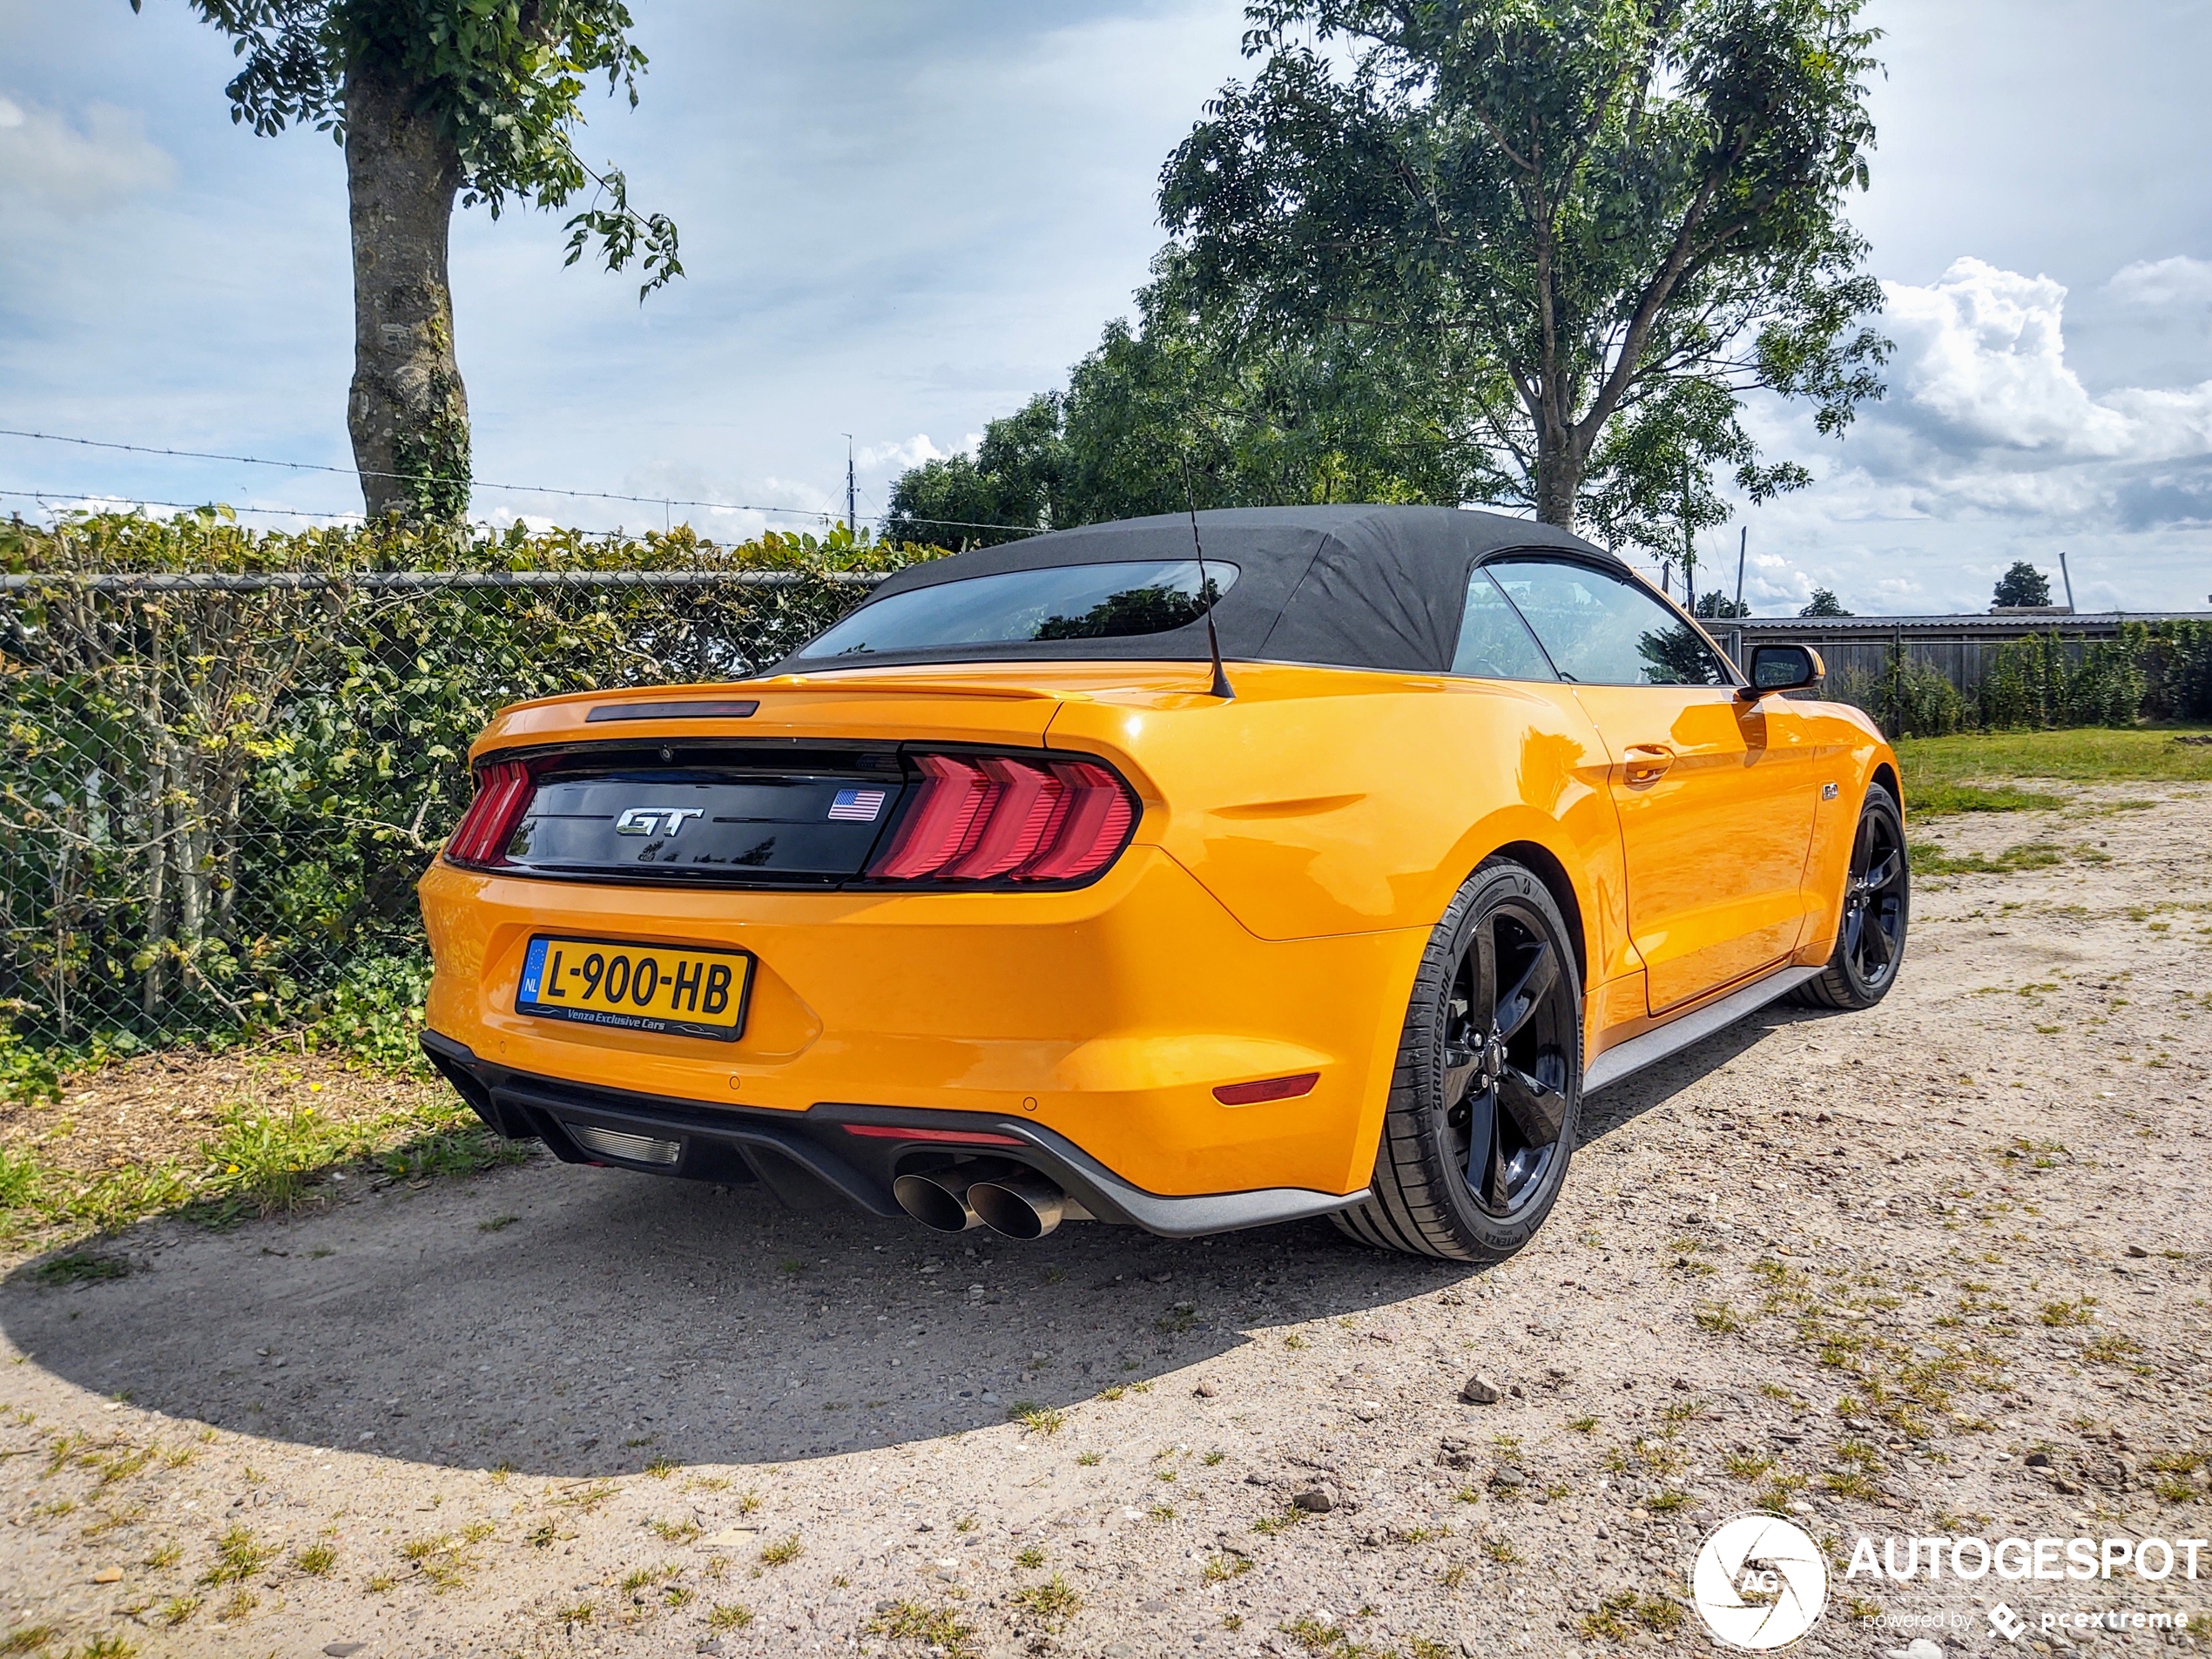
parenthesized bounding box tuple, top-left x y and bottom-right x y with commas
(417, 845, 1425, 1198)
(422, 1030, 1366, 1238)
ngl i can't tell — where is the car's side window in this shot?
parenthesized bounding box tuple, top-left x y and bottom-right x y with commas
(1450, 566, 1558, 681)
(1484, 556, 1731, 687)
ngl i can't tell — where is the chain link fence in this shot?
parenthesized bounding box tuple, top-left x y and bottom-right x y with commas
(0, 515, 901, 1057)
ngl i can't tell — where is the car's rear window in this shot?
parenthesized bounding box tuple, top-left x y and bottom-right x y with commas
(796, 560, 1238, 659)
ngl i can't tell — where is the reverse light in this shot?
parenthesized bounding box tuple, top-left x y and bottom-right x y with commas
(444, 760, 535, 868)
(867, 752, 1137, 886)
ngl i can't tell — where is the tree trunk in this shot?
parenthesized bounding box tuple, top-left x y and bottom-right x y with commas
(1534, 432, 1584, 529)
(344, 64, 471, 521)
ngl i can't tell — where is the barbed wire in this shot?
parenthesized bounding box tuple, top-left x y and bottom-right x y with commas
(0, 426, 1048, 538)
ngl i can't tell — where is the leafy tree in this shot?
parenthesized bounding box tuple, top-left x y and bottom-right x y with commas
(135, 0, 682, 521)
(1695, 591, 1750, 619)
(1799, 586, 1849, 617)
(884, 259, 1495, 541)
(1992, 559, 2052, 609)
(1155, 0, 1891, 548)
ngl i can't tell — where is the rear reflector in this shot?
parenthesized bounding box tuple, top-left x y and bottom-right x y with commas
(568, 1123, 683, 1165)
(1212, 1072, 1319, 1105)
(841, 1124, 1027, 1147)
(867, 752, 1136, 886)
(445, 760, 535, 868)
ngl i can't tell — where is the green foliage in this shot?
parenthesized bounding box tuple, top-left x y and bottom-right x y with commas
(1799, 587, 1851, 617)
(0, 510, 928, 1051)
(139, 0, 681, 293)
(883, 261, 1489, 543)
(310, 954, 434, 1072)
(1980, 631, 2147, 731)
(1695, 591, 1751, 619)
(1157, 0, 1891, 537)
(1992, 560, 2052, 609)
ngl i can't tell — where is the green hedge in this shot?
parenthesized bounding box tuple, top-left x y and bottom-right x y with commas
(0, 510, 936, 1059)
(1832, 622, 2212, 739)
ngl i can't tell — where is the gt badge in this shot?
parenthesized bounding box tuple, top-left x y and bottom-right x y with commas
(616, 806, 705, 837)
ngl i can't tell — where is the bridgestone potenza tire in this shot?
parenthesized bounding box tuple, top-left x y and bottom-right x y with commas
(1788, 784, 1910, 1012)
(1332, 858, 1583, 1262)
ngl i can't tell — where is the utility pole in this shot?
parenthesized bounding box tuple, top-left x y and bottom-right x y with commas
(2059, 550, 2076, 613)
(844, 435, 857, 539)
(1734, 526, 1747, 617)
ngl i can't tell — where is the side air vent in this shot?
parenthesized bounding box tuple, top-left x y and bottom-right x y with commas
(568, 1123, 684, 1166)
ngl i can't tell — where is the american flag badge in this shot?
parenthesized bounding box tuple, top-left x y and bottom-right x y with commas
(826, 786, 887, 823)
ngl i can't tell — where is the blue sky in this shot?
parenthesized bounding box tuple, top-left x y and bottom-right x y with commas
(3, 0, 2210, 615)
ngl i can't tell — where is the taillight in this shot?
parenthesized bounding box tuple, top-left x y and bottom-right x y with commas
(867, 752, 1136, 886)
(445, 760, 535, 868)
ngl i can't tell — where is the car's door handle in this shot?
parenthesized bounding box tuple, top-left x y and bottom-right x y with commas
(1622, 744, 1674, 787)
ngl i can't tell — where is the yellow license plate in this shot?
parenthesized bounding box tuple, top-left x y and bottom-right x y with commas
(516, 936, 752, 1042)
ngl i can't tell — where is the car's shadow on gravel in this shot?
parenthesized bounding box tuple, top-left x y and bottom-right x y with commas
(1, 1000, 1834, 1478)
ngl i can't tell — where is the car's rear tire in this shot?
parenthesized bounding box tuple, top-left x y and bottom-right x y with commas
(1789, 784, 1909, 1012)
(1332, 858, 1583, 1262)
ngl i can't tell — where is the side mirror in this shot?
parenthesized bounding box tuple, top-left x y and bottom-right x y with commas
(1740, 643, 1824, 698)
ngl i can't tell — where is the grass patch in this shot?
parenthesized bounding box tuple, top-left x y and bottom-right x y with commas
(33, 1251, 130, 1285)
(2, 1090, 529, 1251)
(1907, 781, 2068, 817)
(864, 1599, 979, 1659)
(1910, 840, 2069, 877)
(1009, 1402, 1064, 1436)
(1580, 1588, 1688, 1642)
(292, 1542, 337, 1576)
(198, 1525, 276, 1587)
(1898, 725, 2212, 792)
(1008, 1574, 1082, 1631)
(758, 1534, 802, 1567)
(707, 1603, 754, 1630)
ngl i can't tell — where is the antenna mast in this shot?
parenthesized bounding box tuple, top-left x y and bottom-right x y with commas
(1177, 459, 1233, 701)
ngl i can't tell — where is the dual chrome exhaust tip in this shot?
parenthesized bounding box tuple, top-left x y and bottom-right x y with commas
(891, 1162, 1067, 1239)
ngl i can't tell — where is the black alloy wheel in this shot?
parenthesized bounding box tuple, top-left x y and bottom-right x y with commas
(1335, 859, 1583, 1261)
(1440, 900, 1575, 1217)
(1792, 784, 1911, 1011)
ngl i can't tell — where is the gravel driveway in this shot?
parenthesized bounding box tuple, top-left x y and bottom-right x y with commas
(4, 786, 2209, 1658)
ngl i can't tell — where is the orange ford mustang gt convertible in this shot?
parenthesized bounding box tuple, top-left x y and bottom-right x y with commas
(417, 505, 1908, 1261)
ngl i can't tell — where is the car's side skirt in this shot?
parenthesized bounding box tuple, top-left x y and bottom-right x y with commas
(1582, 963, 1823, 1096)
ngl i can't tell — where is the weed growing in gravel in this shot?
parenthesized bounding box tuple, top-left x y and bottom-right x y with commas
(650, 1517, 700, 1543)
(865, 1599, 978, 1659)
(644, 1456, 678, 1478)
(707, 1602, 753, 1629)
(1202, 1554, 1252, 1583)
(1252, 1507, 1304, 1536)
(1568, 1415, 1597, 1433)
(1580, 1588, 1686, 1641)
(293, 1542, 337, 1576)
(199, 1525, 274, 1587)
(157, 1596, 197, 1627)
(1075, 1451, 1102, 1467)
(554, 1601, 593, 1626)
(758, 1534, 802, 1567)
(2040, 1297, 2097, 1326)
(1009, 1574, 1082, 1631)
(1278, 1615, 1352, 1652)
(143, 1542, 180, 1569)
(1723, 1451, 1777, 1482)
(477, 1214, 518, 1232)
(1010, 1402, 1064, 1435)
(1695, 1301, 1743, 1333)
(1483, 1537, 1522, 1564)
(0, 1627, 61, 1655)
(1014, 1546, 1045, 1569)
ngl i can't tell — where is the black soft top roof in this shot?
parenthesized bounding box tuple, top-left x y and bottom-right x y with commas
(781, 504, 1630, 675)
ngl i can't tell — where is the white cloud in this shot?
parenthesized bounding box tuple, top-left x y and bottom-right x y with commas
(2105, 255, 2212, 309)
(0, 94, 177, 213)
(855, 433, 958, 472)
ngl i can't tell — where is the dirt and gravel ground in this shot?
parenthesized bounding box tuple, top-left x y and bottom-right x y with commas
(3, 783, 2209, 1659)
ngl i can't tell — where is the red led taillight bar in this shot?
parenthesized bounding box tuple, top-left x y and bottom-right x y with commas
(444, 760, 535, 868)
(867, 752, 1137, 886)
